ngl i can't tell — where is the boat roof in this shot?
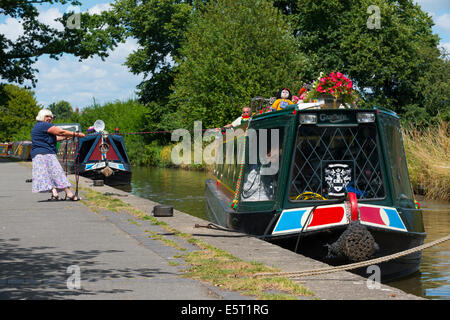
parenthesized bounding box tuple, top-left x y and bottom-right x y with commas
(55, 123, 82, 132)
(249, 104, 399, 123)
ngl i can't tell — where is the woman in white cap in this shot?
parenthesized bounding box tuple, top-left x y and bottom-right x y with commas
(31, 109, 85, 201)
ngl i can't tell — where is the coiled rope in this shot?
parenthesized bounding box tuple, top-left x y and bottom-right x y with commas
(253, 234, 450, 279)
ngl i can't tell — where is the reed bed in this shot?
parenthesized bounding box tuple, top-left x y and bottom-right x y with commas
(403, 121, 450, 201)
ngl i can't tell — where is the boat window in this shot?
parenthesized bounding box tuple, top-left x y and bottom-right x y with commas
(110, 137, 130, 163)
(378, 115, 414, 206)
(77, 137, 96, 162)
(241, 127, 284, 202)
(219, 128, 246, 187)
(289, 124, 385, 201)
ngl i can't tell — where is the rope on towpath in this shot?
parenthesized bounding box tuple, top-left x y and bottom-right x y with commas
(253, 234, 450, 279)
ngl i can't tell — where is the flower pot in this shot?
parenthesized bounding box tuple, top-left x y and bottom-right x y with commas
(318, 94, 342, 109)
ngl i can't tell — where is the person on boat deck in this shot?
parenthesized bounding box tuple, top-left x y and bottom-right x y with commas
(271, 88, 294, 111)
(225, 106, 252, 128)
(31, 109, 86, 201)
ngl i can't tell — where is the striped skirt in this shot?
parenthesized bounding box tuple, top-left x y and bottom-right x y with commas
(32, 154, 71, 193)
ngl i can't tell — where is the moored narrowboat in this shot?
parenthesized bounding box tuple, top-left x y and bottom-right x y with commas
(57, 122, 132, 186)
(206, 101, 426, 281)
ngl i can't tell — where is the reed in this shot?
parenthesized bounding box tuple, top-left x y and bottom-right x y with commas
(402, 121, 450, 201)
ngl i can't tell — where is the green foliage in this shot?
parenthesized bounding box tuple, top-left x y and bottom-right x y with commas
(28, 0, 443, 132)
(171, 0, 309, 129)
(404, 48, 450, 125)
(77, 99, 148, 164)
(139, 101, 184, 145)
(142, 140, 164, 166)
(109, 0, 194, 104)
(48, 100, 73, 120)
(0, 84, 40, 141)
(294, 0, 449, 124)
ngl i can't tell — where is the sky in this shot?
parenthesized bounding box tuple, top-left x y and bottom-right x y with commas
(0, 0, 449, 110)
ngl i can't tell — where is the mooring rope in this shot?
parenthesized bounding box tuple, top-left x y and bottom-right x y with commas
(84, 127, 225, 137)
(253, 234, 450, 279)
(74, 133, 80, 198)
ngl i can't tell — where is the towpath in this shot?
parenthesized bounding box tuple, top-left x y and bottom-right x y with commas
(0, 160, 248, 300)
(0, 160, 423, 301)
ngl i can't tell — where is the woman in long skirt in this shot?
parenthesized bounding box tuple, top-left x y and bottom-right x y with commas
(31, 109, 85, 200)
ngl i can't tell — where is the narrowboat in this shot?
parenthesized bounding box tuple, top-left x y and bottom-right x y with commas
(10, 141, 32, 160)
(56, 121, 132, 186)
(206, 101, 426, 281)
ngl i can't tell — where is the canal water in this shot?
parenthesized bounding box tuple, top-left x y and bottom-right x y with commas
(119, 166, 450, 300)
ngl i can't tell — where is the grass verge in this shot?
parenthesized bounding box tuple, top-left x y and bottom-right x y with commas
(403, 121, 450, 201)
(180, 238, 314, 299)
(79, 187, 314, 300)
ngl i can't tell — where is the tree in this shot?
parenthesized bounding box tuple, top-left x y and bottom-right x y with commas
(293, 0, 448, 122)
(108, 0, 194, 105)
(48, 100, 73, 120)
(171, 0, 309, 129)
(0, 0, 125, 86)
(407, 47, 449, 124)
(0, 84, 40, 141)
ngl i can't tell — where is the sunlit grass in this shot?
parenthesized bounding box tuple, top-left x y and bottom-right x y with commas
(80, 187, 315, 299)
(403, 121, 450, 201)
(181, 239, 314, 300)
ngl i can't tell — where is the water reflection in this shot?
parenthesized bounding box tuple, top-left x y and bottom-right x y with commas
(389, 200, 450, 300)
(119, 166, 450, 300)
(117, 166, 213, 219)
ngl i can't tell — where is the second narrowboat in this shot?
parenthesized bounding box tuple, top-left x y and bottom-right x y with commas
(57, 120, 132, 185)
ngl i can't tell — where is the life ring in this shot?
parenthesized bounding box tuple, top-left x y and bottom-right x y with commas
(347, 192, 359, 221)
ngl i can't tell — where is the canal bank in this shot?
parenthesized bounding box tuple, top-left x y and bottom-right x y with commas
(1, 160, 423, 300)
(72, 172, 423, 300)
(119, 166, 450, 300)
(0, 160, 249, 300)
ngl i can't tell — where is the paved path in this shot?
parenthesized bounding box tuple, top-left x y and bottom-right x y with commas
(0, 160, 423, 300)
(0, 160, 246, 300)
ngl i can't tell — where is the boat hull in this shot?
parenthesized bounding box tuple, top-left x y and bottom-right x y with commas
(206, 179, 425, 281)
(205, 179, 276, 235)
(78, 167, 132, 186)
(272, 226, 425, 282)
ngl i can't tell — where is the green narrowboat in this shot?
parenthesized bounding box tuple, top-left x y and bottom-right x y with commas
(206, 101, 426, 281)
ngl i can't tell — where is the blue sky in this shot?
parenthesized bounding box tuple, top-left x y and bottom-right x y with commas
(0, 0, 449, 110)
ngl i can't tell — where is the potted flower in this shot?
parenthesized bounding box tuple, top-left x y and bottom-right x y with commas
(303, 71, 358, 108)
